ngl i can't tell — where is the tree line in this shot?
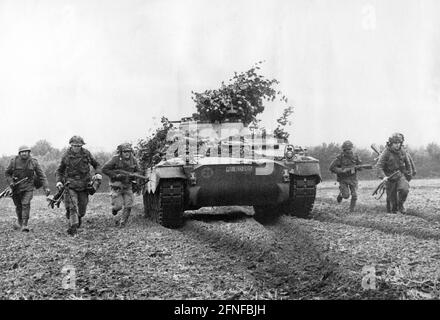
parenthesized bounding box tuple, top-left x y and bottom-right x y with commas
(2, 139, 440, 193)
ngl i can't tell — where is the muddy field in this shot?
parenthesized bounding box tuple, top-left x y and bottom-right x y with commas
(1, 178, 440, 300)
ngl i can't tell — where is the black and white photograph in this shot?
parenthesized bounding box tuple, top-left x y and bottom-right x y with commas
(1, 0, 440, 306)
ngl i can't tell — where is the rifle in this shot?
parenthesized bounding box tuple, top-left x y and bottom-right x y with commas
(341, 164, 374, 175)
(372, 171, 401, 199)
(113, 170, 150, 181)
(371, 144, 381, 155)
(112, 170, 149, 194)
(0, 177, 29, 199)
(371, 144, 382, 162)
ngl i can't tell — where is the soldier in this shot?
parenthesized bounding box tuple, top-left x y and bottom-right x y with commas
(56, 136, 101, 235)
(395, 133, 416, 178)
(102, 143, 141, 227)
(377, 134, 412, 213)
(329, 140, 362, 212)
(5, 145, 50, 232)
(383, 133, 416, 213)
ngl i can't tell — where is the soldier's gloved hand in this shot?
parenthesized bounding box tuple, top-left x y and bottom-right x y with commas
(93, 174, 102, 180)
(45, 188, 51, 197)
(381, 177, 388, 183)
(342, 168, 351, 174)
(56, 182, 63, 190)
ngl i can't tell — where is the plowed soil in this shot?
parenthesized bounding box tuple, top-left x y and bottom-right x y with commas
(1, 179, 440, 300)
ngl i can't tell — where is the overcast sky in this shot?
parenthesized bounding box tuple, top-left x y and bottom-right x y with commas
(1, 0, 439, 155)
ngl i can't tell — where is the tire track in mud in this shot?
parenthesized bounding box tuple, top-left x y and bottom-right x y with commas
(180, 211, 401, 299)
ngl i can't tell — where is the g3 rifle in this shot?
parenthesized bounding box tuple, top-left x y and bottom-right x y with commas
(0, 177, 29, 199)
(113, 169, 149, 181)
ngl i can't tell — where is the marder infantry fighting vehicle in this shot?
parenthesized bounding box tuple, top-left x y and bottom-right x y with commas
(143, 119, 321, 228)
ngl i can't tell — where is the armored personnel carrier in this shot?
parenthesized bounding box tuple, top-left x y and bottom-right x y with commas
(143, 120, 321, 228)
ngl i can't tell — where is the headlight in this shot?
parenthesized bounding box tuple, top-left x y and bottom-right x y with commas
(282, 169, 290, 182)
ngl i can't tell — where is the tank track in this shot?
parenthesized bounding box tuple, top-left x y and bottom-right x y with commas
(289, 176, 317, 219)
(144, 179, 184, 228)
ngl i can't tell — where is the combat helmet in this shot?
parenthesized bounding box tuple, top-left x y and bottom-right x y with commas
(118, 143, 133, 153)
(388, 133, 403, 145)
(342, 140, 354, 151)
(69, 135, 85, 146)
(392, 132, 405, 142)
(18, 145, 31, 154)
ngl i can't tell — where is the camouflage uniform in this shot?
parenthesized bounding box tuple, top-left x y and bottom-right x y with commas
(102, 143, 141, 227)
(329, 141, 362, 212)
(5, 146, 49, 231)
(378, 134, 412, 213)
(56, 136, 100, 235)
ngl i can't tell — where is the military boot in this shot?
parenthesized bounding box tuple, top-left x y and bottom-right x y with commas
(386, 199, 391, 213)
(349, 198, 357, 212)
(13, 218, 22, 230)
(119, 208, 131, 227)
(336, 194, 343, 204)
(21, 219, 29, 232)
(67, 224, 78, 236)
(398, 203, 406, 214)
(398, 192, 408, 214)
(65, 209, 70, 220)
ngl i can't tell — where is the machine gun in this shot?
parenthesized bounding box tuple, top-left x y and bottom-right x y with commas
(0, 177, 29, 199)
(372, 171, 401, 199)
(47, 182, 70, 209)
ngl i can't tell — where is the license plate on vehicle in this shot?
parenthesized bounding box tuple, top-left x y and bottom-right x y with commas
(225, 166, 253, 173)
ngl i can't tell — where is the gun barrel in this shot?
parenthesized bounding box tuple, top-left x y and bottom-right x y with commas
(371, 144, 381, 155)
(114, 170, 149, 181)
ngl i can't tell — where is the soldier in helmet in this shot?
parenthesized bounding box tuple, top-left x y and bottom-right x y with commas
(392, 133, 416, 179)
(56, 136, 102, 235)
(5, 145, 50, 231)
(102, 143, 141, 227)
(329, 140, 363, 212)
(378, 133, 412, 213)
